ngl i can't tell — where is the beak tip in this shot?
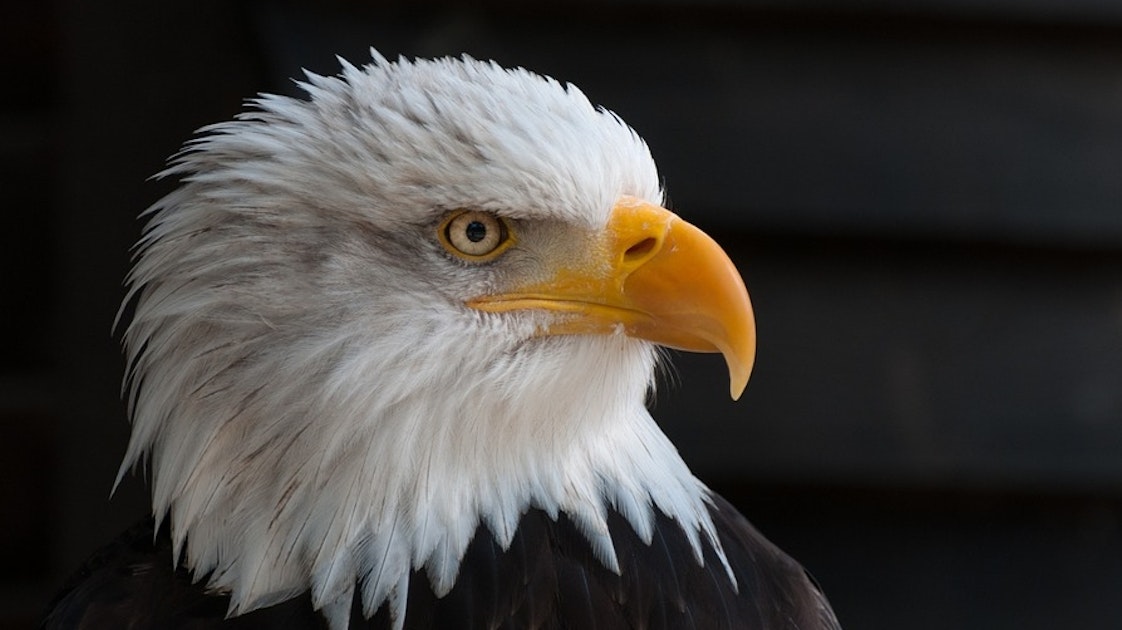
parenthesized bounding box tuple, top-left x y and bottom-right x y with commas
(724, 332, 756, 401)
(727, 359, 752, 401)
(729, 375, 748, 401)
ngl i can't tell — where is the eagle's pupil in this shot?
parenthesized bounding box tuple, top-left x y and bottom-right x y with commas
(465, 221, 487, 243)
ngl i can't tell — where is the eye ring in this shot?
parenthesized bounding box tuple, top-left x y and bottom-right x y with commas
(439, 210, 513, 261)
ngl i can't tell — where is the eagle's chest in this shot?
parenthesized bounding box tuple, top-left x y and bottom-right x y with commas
(45, 497, 835, 629)
(358, 501, 818, 630)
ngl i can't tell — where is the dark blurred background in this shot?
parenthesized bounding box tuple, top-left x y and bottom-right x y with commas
(4, 0, 1122, 627)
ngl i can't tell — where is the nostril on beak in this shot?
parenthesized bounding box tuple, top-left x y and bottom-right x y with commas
(623, 237, 659, 264)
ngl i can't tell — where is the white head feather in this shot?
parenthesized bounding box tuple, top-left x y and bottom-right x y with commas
(118, 51, 730, 629)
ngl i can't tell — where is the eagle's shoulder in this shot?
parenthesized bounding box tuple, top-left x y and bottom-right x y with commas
(385, 499, 838, 629)
(706, 493, 842, 630)
(41, 519, 325, 630)
(44, 502, 838, 630)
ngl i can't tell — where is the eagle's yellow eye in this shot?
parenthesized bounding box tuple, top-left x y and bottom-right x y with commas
(439, 210, 513, 261)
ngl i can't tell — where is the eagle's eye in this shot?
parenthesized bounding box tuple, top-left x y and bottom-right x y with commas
(440, 210, 513, 261)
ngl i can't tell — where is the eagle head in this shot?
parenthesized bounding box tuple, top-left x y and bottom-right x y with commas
(117, 51, 755, 627)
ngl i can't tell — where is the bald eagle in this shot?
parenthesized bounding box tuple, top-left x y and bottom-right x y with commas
(44, 52, 839, 630)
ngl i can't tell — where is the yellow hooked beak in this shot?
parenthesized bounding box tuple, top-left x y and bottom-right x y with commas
(468, 196, 756, 399)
